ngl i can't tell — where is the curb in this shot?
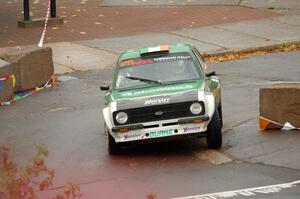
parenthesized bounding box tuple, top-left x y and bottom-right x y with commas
(203, 40, 300, 59)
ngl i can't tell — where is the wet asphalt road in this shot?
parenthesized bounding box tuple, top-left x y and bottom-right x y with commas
(0, 51, 300, 199)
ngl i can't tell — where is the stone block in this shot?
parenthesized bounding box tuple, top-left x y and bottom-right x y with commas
(260, 83, 300, 128)
(0, 46, 54, 92)
(0, 59, 14, 103)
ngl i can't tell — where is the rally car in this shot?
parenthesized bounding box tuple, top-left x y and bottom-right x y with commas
(101, 44, 222, 154)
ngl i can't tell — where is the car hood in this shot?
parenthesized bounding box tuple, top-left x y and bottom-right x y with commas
(110, 80, 205, 110)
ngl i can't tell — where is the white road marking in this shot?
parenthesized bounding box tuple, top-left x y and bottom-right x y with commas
(171, 180, 300, 199)
(47, 107, 72, 113)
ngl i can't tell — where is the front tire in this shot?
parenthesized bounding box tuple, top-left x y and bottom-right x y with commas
(217, 102, 223, 128)
(105, 123, 121, 155)
(206, 110, 222, 149)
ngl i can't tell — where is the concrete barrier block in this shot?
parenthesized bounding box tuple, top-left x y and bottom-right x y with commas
(260, 83, 300, 128)
(0, 50, 20, 92)
(0, 59, 14, 103)
(0, 46, 54, 92)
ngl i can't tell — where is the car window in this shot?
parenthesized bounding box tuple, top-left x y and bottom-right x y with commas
(115, 53, 202, 89)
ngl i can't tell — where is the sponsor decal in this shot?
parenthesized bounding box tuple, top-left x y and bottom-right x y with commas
(120, 59, 153, 67)
(153, 55, 191, 62)
(148, 129, 174, 138)
(123, 133, 142, 140)
(120, 54, 191, 68)
(120, 84, 194, 97)
(144, 98, 170, 105)
(183, 127, 201, 133)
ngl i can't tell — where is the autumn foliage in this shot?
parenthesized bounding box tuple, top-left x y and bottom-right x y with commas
(147, 193, 157, 199)
(205, 43, 300, 63)
(0, 143, 81, 199)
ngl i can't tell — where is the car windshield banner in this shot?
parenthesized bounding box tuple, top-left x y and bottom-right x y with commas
(120, 53, 192, 68)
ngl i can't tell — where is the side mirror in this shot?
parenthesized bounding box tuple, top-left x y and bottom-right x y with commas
(100, 85, 110, 91)
(206, 71, 216, 77)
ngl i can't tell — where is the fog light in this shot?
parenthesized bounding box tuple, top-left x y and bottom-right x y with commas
(193, 119, 203, 124)
(119, 128, 129, 132)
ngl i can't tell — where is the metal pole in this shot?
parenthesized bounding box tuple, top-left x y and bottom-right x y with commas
(23, 0, 30, 21)
(50, 0, 56, 18)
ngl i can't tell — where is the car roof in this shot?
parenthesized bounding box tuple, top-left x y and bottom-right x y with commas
(118, 43, 194, 62)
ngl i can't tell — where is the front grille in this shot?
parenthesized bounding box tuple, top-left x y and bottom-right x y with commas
(113, 101, 205, 126)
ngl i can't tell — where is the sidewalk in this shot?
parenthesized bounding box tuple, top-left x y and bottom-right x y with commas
(1, 0, 277, 47)
(1, 0, 300, 74)
(49, 12, 300, 74)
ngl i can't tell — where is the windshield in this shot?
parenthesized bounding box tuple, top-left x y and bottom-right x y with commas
(115, 53, 202, 89)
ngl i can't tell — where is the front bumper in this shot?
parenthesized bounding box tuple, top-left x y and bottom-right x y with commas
(103, 91, 216, 143)
(109, 115, 210, 143)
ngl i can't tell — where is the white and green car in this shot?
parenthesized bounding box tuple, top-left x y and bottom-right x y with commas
(101, 44, 222, 154)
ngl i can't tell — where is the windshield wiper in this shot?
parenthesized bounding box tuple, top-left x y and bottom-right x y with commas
(126, 76, 162, 85)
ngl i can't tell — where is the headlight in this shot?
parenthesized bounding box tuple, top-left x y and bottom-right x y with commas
(190, 103, 202, 115)
(116, 112, 128, 124)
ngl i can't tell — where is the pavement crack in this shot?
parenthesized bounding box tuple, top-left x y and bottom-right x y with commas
(75, 42, 119, 55)
(269, 17, 300, 27)
(238, 159, 300, 172)
(53, 62, 81, 73)
(223, 117, 258, 134)
(53, 62, 76, 71)
(245, 149, 286, 161)
(213, 25, 276, 42)
(168, 32, 227, 49)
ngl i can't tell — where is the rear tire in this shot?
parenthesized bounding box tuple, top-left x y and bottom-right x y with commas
(105, 123, 122, 155)
(206, 110, 222, 149)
